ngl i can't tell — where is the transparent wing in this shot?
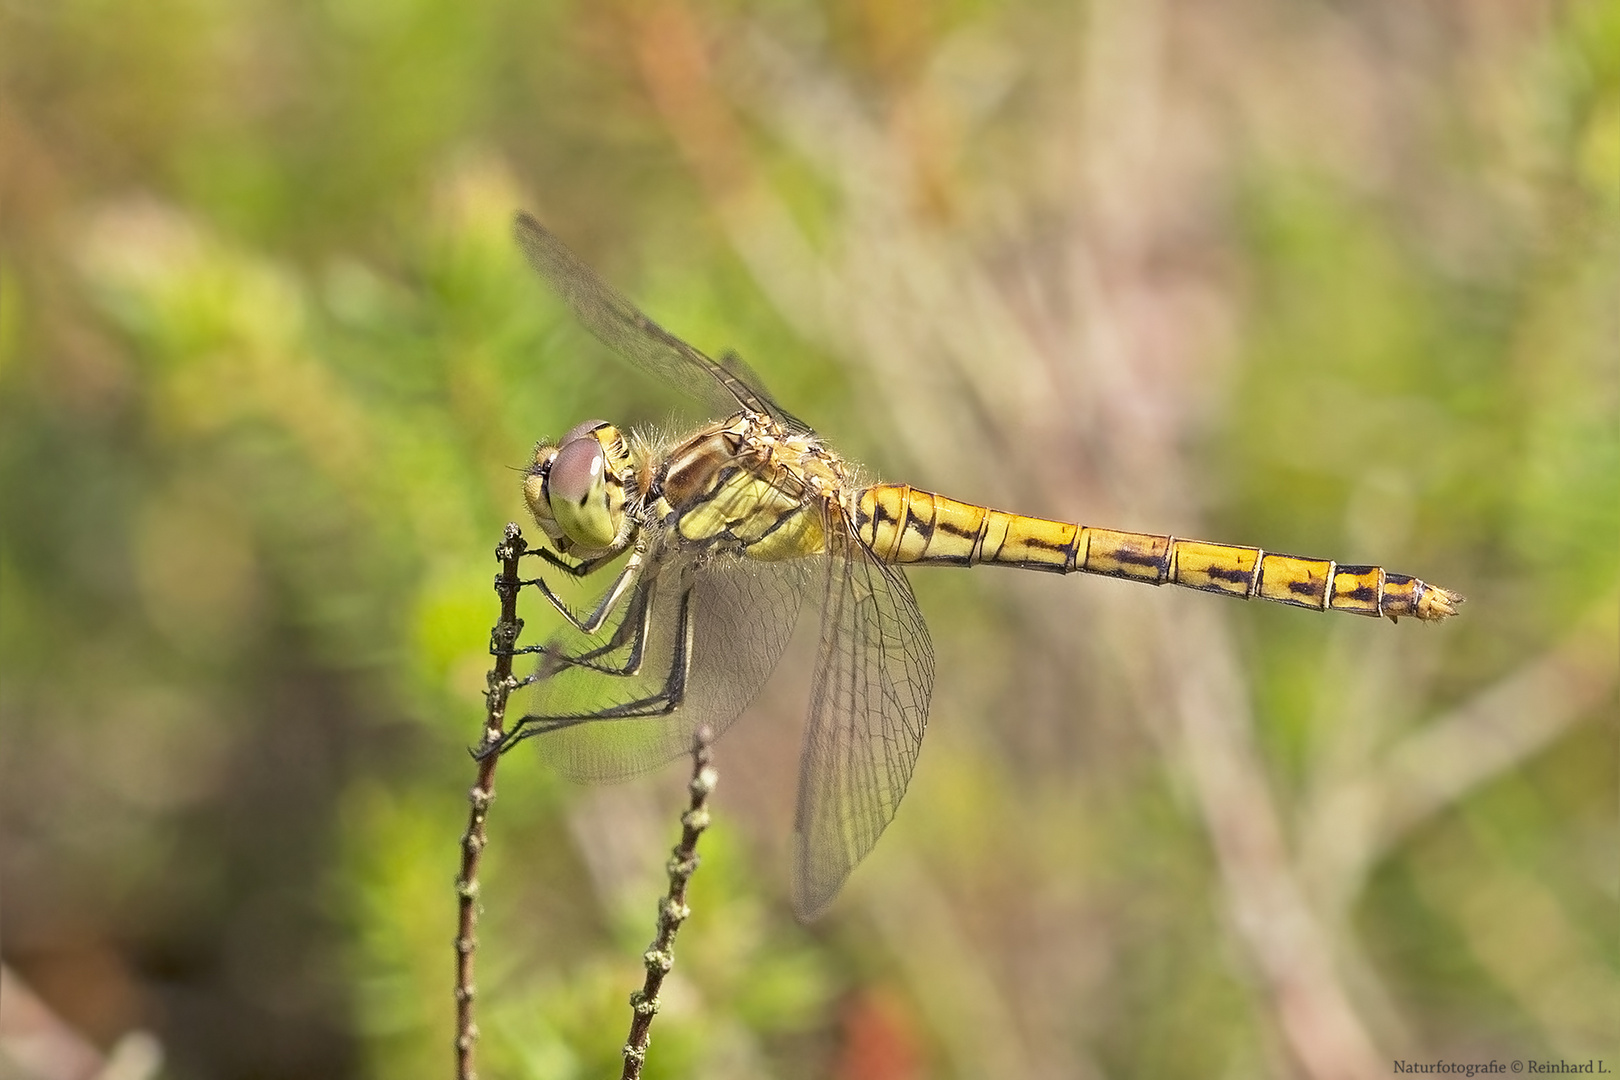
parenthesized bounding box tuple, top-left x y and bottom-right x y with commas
(519, 547, 811, 782)
(792, 527, 936, 920)
(514, 213, 805, 429)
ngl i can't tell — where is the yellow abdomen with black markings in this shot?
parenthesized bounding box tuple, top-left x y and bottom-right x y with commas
(853, 484, 1461, 622)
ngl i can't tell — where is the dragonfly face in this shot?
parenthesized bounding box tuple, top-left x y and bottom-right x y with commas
(523, 419, 637, 557)
(503, 213, 1460, 921)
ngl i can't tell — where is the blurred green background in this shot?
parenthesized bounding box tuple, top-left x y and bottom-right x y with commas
(2, 2, 1616, 1078)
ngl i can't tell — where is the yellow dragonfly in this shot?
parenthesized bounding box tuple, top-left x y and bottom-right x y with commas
(503, 213, 1462, 920)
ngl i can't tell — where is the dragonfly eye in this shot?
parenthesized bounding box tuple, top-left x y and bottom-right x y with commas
(545, 431, 623, 550)
(560, 418, 611, 444)
(522, 444, 565, 543)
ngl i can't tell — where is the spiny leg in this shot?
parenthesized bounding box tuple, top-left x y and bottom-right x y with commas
(489, 546, 638, 663)
(524, 549, 646, 636)
(473, 556, 653, 762)
(525, 573, 659, 680)
(493, 580, 697, 756)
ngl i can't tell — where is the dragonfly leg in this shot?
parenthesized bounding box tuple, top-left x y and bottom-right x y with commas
(492, 581, 696, 756)
(526, 570, 659, 680)
(488, 548, 632, 662)
(525, 549, 646, 636)
(529, 546, 623, 579)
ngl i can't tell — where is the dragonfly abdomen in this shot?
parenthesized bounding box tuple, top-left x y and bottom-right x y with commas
(854, 485, 1461, 622)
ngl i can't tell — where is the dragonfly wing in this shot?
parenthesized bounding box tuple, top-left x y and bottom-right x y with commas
(514, 213, 797, 426)
(793, 529, 936, 920)
(523, 548, 809, 782)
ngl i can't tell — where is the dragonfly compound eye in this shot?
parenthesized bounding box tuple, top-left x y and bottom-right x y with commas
(522, 444, 563, 541)
(559, 418, 611, 444)
(546, 435, 622, 550)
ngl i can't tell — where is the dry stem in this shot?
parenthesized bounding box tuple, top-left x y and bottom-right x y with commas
(621, 726, 717, 1080)
(454, 523, 529, 1080)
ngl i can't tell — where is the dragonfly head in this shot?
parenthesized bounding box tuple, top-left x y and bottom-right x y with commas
(524, 419, 634, 555)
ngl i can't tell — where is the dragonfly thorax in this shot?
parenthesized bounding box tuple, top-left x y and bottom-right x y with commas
(524, 419, 637, 556)
(643, 411, 853, 563)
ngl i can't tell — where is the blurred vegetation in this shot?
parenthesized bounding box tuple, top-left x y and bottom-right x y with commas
(1, 2, 1615, 1079)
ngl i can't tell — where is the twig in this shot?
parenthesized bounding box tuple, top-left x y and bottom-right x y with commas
(621, 725, 718, 1080)
(454, 523, 529, 1080)
(1157, 603, 1382, 1080)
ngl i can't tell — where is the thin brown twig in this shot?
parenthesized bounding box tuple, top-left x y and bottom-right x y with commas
(621, 725, 717, 1080)
(1157, 603, 1382, 1080)
(454, 523, 529, 1080)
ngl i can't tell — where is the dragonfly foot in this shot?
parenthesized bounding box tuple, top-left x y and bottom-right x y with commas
(469, 727, 524, 761)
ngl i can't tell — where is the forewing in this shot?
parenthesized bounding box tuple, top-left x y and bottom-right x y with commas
(793, 530, 936, 920)
(521, 548, 810, 782)
(513, 213, 793, 425)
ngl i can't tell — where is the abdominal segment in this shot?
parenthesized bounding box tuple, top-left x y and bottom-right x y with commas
(853, 484, 1461, 623)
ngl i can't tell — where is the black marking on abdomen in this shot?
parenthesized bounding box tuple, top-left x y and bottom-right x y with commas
(933, 518, 978, 540)
(1334, 565, 1381, 602)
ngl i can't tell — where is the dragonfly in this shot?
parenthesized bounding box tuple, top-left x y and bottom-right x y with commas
(502, 212, 1463, 920)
